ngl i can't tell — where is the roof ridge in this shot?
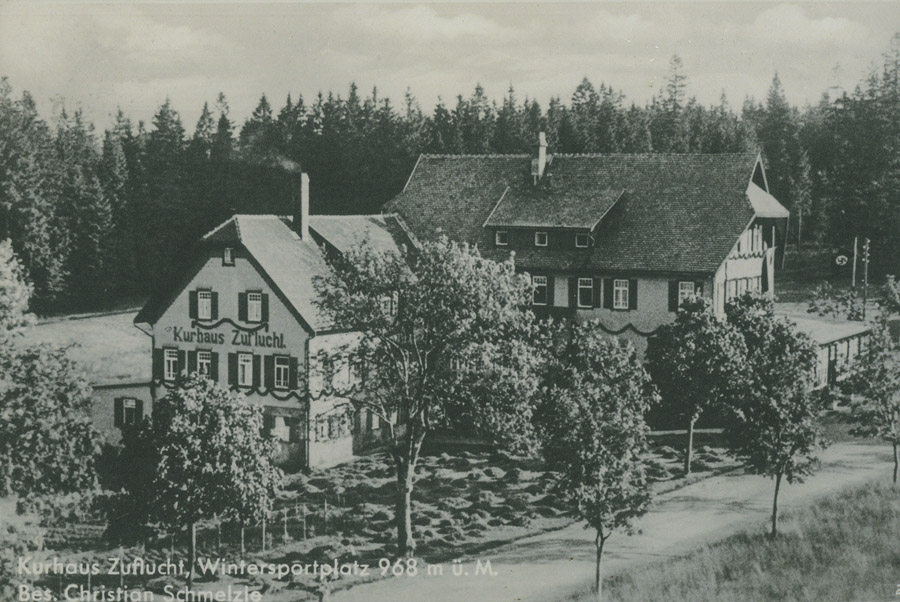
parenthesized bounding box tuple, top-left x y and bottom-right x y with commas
(201, 215, 238, 240)
(552, 152, 757, 158)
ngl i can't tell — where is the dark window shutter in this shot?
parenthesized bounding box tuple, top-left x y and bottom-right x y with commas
(264, 355, 275, 389)
(228, 353, 238, 386)
(188, 351, 198, 374)
(289, 356, 299, 390)
(189, 291, 198, 319)
(695, 281, 704, 296)
(114, 398, 123, 427)
(669, 281, 679, 312)
(629, 279, 638, 310)
(252, 355, 261, 387)
(261, 294, 269, 322)
(263, 414, 275, 431)
(547, 276, 555, 306)
(603, 278, 614, 309)
(567, 277, 577, 308)
(593, 278, 603, 308)
(210, 292, 219, 320)
(177, 350, 186, 377)
(152, 348, 164, 380)
(238, 293, 248, 322)
(135, 399, 144, 422)
(210, 352, 219, 382)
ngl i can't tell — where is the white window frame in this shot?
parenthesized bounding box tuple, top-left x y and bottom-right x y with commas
(575, 233, 590, 248)
(197, 350, 212, 376)
(197, 290, 212, 321)
(532, 275, 548, 306)
(274, 355, 290, 390)
(237, 353, 253, 387)
(122, 398, 137, 425)
(223, 247, 234, 266)
(577, 277, 593, 308)
(495, 230, 509, 246)
(534, 231, 549, 247)
(247, 292, 262, 323)
(678, 281, 695, 304)
(164, 349, 179, 382)
(613, 279, 629, 310)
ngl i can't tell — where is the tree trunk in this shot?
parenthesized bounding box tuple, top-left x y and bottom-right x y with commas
(770, 472, 782, 539)
(684, 417, 696, 475)
(395, 462, 415, 557)
(893, 441, 898, 486)
(188, 521, 196, 587)
(594, 531, 606, 602)
(240, 523, 245, 558)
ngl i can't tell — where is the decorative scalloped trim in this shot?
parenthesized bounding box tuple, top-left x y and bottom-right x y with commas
(191, 318, 269, 333)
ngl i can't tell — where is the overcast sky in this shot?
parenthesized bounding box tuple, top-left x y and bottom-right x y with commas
(2, 1, 899, 132)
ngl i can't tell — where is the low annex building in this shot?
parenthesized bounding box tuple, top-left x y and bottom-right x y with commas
(385, 133, 791, 352)
(130, 174, 414, 469)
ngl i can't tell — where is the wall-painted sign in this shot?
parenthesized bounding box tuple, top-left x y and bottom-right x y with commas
(169, 325, 288, 349)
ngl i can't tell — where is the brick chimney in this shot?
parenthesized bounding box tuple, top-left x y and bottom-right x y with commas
(531, 132, 547, 184)
(294, 172, 309, 240)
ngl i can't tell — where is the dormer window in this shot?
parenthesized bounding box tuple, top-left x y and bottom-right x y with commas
(495, 230, 509, 247)
(575, 233, 590, 248)
(535, 231, 548, 247)
(223, 247, 234, 266)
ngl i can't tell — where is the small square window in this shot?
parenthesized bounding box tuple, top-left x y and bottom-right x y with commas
(223, 247, 234, 266)
(495, 231, 509, 246)
(247, 292, 262, 323)
(238, 353, 253, 387)
(678, 281, 695, 304)
(577, 278, 593, 308)
(613, 279, 629, 310)
(575, 233, 590, 248)
(532, 275, 548, 306)
(197, 290, 212, 321)
(535, 232, 548, 247)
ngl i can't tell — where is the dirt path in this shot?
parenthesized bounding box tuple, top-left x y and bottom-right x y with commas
(330, 442, 893, 602)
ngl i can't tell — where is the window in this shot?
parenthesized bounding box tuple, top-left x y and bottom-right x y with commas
(123, 398, 137, 425)
(247, 292, 262, 323)
(534, 231, 548, 247)
(197, 351, 212, 376)
(613, 279, 629, 310)
(532, 276, 548, 306)
(577, 278, 593, 308)
(197, 290, 212, 321)
(380, 291, 399, 317)
(164, 349, 179, 382)
(274, 356, 290, 390)
(350, 355, 365, 384)
(575, 233, 590, 248)
(495, 230, 509, 246)
(678, 281, 695, 303)
(223, 247, 234, 266)
(237, 353, 253, 387)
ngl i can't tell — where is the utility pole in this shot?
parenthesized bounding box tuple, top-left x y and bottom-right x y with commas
(863, 238, 870, 320)
(852, 236, 858, 288)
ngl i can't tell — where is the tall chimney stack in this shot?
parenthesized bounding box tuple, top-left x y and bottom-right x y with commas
(531, 132, 548, 184)
(295, 172, 309, 240)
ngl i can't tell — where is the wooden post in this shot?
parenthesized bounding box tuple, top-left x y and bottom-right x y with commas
(240, 524, 245, 559)
(283, 509, 289, 541)
(302, 504, 307, 540)
(852, 236, 858, 288)
(324, 496, 329, 533)
(262, 513, 267, 552)
(864, 238, 870, 320)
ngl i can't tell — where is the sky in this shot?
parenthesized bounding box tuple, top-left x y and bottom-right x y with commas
(2, 1, 899, 132)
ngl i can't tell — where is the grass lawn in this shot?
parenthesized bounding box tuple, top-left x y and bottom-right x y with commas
(577, 480, 900, 602)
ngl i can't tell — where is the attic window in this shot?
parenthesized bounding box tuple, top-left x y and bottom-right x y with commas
(223, 247, 234, 266)
(495, 231, 509, 247)
(575, 233, 590, 248)
(535, 232, 548, 247)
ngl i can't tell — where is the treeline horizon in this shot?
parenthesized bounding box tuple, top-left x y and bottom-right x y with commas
(2, 41, 900, 314)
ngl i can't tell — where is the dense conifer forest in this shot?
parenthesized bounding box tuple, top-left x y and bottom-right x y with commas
(2, 44, 900, 313)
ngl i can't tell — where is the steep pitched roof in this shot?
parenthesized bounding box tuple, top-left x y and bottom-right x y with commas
(386, 152, 781, 274)
(135, 214, 409, 334)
